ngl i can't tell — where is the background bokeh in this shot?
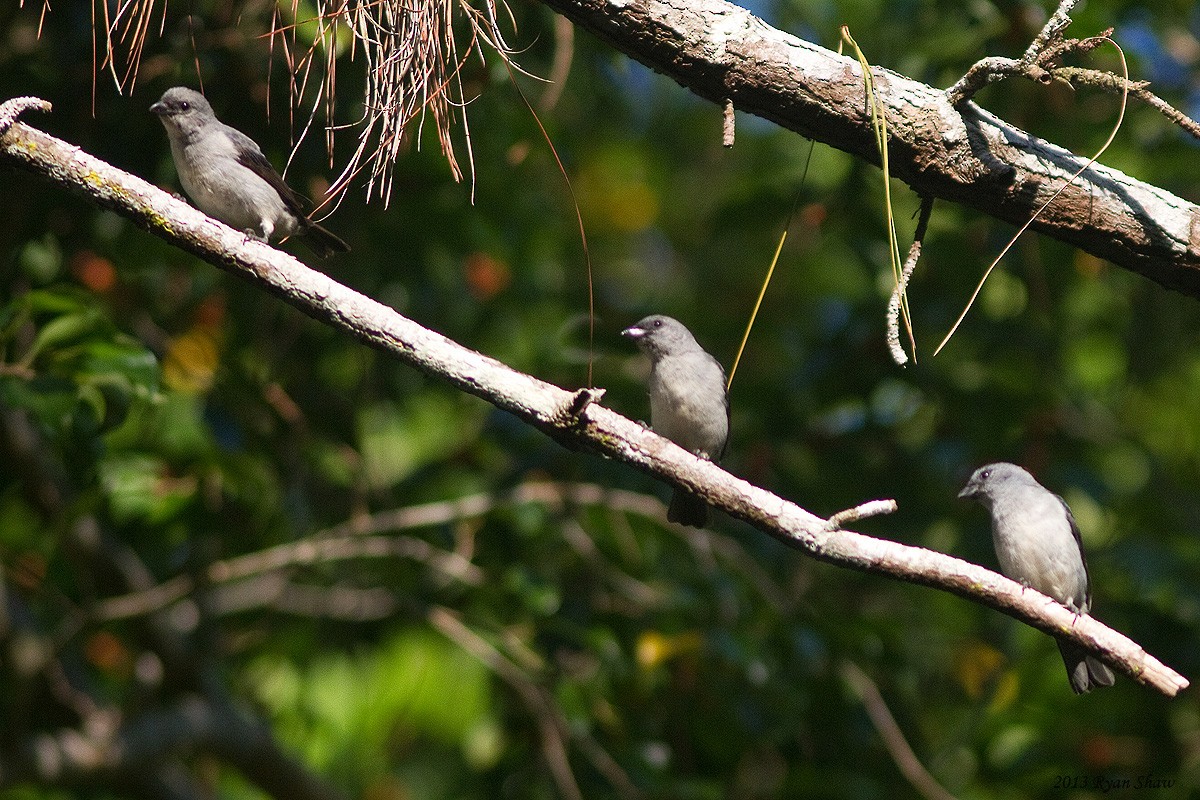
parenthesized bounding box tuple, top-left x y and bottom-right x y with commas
(1, 0, 1198, 797)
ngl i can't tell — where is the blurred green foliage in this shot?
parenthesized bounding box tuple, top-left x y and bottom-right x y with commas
(1, 0, 1199, 797)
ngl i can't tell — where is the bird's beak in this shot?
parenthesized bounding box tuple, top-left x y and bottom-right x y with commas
(621, 326, 644, 340)
(957, 483, 977, 499)
(149, 102, 167, 116)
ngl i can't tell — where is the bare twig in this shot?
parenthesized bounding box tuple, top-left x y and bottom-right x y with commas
(214, 576, 400, 621)
(96, 533, 482, 621)
(1053, 66, 1200, 140)
(0, 96, 50, 135)
(1023, 0, 1080, 61)
(538, 15, 576, 113)
(944, 0, 1200, 144)
(947, 0, 1081, 105)
(430, 607, 643, 799)
(826, 499, 899, 531)
(840, 661, 959, 800)
(93, 479, 778, 623)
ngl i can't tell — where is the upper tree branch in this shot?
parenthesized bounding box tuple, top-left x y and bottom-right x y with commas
(531, 0, 1200, 298)
(0, 104, 1185, 696)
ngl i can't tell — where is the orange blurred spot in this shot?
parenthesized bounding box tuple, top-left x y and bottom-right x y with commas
(306, 175, 333, 204)
(1080, 733, 1144, 768)
(465, 252, 511, 300)
(85, 630, 131, 674)
(11, 551, 46, 590)
(507, 141, 531, 166)
(193, 293, 227, 329)
(363, 776, 410, 800)
(799, 202, 827, 229)
(70, 250, 116, 292)
(1075, 251, 1105, 278)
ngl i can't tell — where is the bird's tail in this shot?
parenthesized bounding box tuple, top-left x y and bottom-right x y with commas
(1057, 639, 1115, 694)
(300, 218, 350, 258)
(668, 490, 709, 528)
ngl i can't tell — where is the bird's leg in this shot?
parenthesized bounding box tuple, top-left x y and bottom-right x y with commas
(241, 228, 269, 245)
(253, 219, 274, 244)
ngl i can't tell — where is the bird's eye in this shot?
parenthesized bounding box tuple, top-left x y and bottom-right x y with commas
(981, 469, 991, 480)
(180, 101, 190, 111)
(652, 319, 662, 328)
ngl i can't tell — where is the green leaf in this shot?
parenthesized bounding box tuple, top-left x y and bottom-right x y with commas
(23, 307, 104, 366)
(358, 394, 484, 489)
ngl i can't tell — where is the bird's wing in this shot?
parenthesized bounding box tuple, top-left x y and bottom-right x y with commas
(710, 351, 731, 460)
(1054, 492, 1092, 605)
(227, 126, 310, 216)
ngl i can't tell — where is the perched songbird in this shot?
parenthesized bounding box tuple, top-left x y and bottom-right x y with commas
(150, 87, 348, 257)
(622, 315, 729, 527)
(959, 462, 1116, 693)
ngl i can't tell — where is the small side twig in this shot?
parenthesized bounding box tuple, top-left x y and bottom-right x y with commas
(1053, 66, 1200, 141)
(826, 499, 898, 531)
(0, 96, 51, 136)
(1022, 0, 1080, 60)
(947, 2, 1200, 142)
(559, 386, 605, 421)
(722, 98, 735, 147)
(947, 0, 1080, 105)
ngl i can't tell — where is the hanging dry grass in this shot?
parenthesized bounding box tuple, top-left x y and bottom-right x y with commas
(82, 0, 519, 209)
(267, 0, 524, 209)
(276, 0, 515, 210)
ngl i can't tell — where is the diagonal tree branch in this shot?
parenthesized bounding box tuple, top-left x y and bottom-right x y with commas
(0, 100, 1186, 696)
(530, 0, 1200, 299)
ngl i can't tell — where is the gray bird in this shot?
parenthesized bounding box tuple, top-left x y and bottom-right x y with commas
(622, 315, 729, 527)
(150, 87, 348, 257)
(959, 462, 1115, 693)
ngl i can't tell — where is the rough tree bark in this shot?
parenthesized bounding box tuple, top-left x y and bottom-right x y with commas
(0, 99, 1187, 698)
(533, 0, 1200, 297)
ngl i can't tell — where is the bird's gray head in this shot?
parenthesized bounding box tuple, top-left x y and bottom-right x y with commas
(150, 87, 215, 132)
(958, 462, 1039, 506)
(621, 315, 700, 359)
